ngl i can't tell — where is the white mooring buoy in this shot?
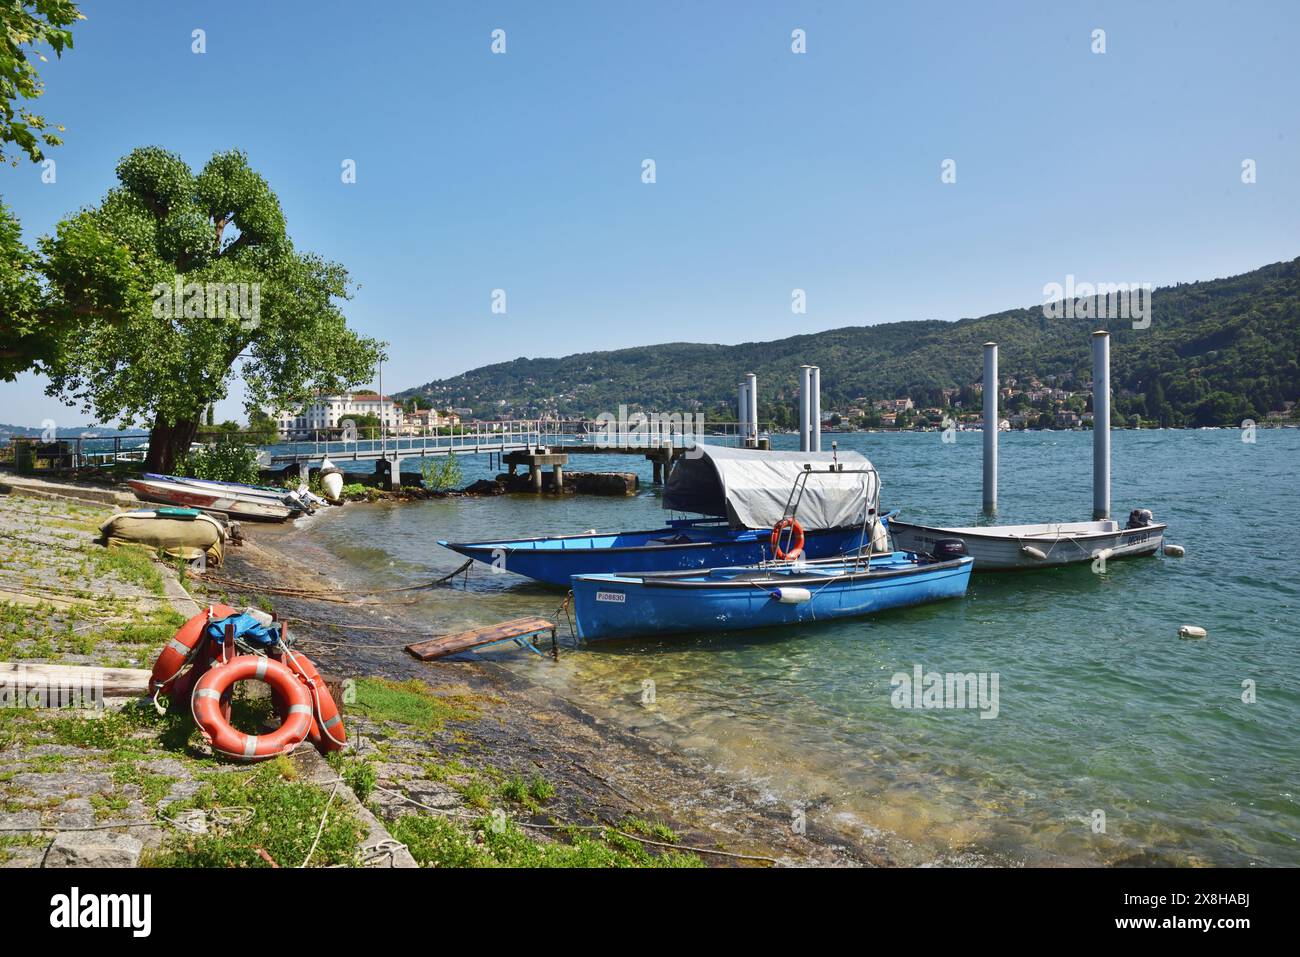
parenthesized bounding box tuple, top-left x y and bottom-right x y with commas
(1178, 625, 1207, 640)
(1163, 544, 1186, 557)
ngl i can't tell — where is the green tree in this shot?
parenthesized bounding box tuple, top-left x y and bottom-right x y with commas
(40, 146, 385, 472)
(0, 1, 82, 164)
(0, 198, 50, 378)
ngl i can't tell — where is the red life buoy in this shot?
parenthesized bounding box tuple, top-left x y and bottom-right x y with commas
(149, 604, 238, 695)
(191, 655, 312, 761)
(770, 518, 805, 561)
(275, 649, 347, 753)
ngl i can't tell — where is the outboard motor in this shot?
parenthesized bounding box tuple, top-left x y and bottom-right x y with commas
(1125, 508, 1155, 529)
(928, 538, 969, 562)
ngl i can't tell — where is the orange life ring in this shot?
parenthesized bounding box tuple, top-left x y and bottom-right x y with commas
(149, 604, 238, 695)
(191, 655, 312, 761)
(276, 649, 347, 753)
(770, 518, 805, 561)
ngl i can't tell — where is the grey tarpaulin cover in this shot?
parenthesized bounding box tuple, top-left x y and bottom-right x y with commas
(662, 444, 878, 530)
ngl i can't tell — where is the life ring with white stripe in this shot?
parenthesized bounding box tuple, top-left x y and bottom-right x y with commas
(770, 518, 805, 561)
(275, 649, 347, 753)
(191, 655, 313, 761)
(149, 604, 238, 695)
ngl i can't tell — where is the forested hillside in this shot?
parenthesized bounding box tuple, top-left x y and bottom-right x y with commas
(401, 257, 1300, 427)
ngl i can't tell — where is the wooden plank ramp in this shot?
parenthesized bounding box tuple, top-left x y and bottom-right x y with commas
(404, 616, 558, 661)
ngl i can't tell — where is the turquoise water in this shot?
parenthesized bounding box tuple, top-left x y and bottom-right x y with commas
(298, 429, 1300, 865)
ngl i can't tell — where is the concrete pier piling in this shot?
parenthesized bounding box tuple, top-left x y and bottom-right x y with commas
(798, 365, 812, 452)
(738, 380, 750, 446)
(983, 342, 998, 512)
(810, 366, 822, 452)
(746, 372, 758, 447)
(1092, 330, 1111, 520)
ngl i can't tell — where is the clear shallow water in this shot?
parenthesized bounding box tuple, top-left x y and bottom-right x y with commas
(299, 430, 1300, 865)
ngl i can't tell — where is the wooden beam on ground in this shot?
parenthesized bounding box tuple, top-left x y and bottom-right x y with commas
(0, 661, 151, 698)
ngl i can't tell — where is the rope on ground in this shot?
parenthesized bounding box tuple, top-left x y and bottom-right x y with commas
(358, 838, 410, 867)
(188, 561, 474, 606)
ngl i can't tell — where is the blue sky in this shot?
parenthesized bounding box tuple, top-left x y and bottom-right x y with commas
(2, 0, 1297, 426)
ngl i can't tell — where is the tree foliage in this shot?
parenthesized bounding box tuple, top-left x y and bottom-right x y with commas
(0, 0, 82, 165)
(0, 197, 51, 378)
(39, 146, 385, 471)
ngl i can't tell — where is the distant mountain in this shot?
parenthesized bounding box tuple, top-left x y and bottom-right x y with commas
(0, 423, 105, 438)
(399, 257, 1300, 428)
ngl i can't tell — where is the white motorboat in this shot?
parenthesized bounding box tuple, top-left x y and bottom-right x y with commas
(888, 510, 1167, 570)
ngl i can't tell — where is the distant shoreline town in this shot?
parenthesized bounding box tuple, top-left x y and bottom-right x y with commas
(6, 376, 1296, 447)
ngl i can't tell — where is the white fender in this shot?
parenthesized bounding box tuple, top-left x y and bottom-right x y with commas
(769, 587, 812, 604)
(1021, 545, 1048, 561)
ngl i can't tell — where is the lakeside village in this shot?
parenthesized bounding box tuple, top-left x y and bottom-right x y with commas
(264, 376, 1300, 442)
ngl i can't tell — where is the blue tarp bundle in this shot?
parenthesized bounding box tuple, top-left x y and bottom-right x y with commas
(206, 613, 282, 652)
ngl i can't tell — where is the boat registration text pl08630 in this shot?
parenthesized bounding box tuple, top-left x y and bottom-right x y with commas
(595, 591, 626, 603)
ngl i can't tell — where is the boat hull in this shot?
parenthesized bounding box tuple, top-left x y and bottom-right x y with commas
(572, 553, 973, 640)
(441, 523, 871, 587)
(142, 473, 297, 505)
(889, 519, 1165, 570)
(127, 479, 293, 522)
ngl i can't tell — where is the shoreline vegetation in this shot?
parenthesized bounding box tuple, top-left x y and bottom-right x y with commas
(0, 476, 900, 867)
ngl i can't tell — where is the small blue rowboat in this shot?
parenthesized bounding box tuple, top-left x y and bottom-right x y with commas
(570, 552, 974, 641)
(439, 521, 871, 587)
(441, 444, 882, 586)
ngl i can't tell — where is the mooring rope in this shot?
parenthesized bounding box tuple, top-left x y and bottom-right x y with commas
(188, 559, 475, 605)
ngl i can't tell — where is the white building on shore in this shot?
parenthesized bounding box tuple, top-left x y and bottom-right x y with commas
(270, 392, 404, 438)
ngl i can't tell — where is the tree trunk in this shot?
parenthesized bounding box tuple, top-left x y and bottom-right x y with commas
(144, 413, 201, 474)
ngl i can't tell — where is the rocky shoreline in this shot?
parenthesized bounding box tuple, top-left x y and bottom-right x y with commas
(215, 519, 898, 866)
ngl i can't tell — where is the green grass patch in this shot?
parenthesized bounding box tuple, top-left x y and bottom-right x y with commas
(390, 813, 702, 868)
(112, 762, 179, 807)
(97, 606, 188, 646)
(498, 773, 555, 813)
(88, 543, 167, 596)
(351, 677, 479, 733)
(328, 755, 376, 802)
(144, 761, 364, 868)
(619, 816, 680, 844)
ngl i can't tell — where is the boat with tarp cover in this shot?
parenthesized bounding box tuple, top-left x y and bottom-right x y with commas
(439, 445, 885, 586)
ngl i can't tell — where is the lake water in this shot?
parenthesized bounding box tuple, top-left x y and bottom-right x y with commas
(294, 429, 1300, 866)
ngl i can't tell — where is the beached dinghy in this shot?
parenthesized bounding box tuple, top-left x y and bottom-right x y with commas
(99, 507, 227, 565)
(440, 445, 881, 586)
(127, 475, 294, 522)
(571, 551, 973, 641)
(888, 510, 1166, 571)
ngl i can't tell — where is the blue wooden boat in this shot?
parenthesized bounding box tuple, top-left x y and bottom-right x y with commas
(440, 445, 882, 586)
(570, 551, 974, 641)
(439, 520, 871, 586)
